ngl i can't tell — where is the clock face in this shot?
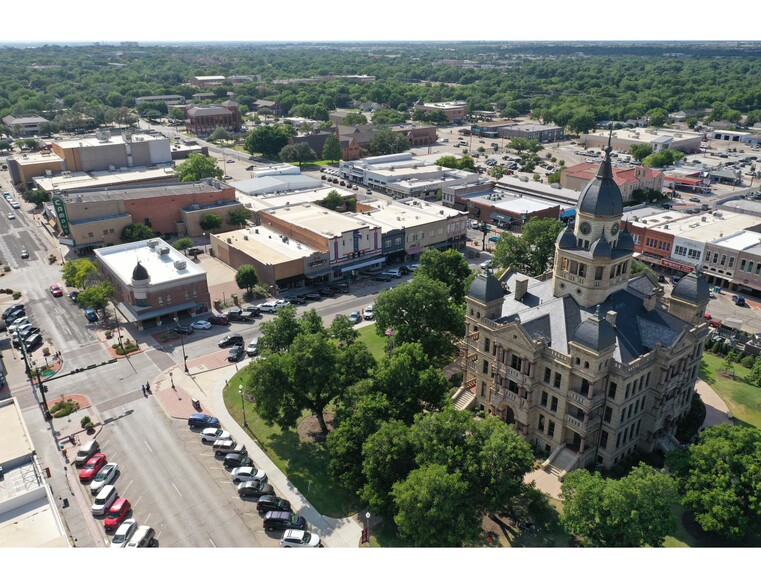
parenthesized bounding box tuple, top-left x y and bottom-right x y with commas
(611, 222, 619, 235)
(580, 222, 592, 235)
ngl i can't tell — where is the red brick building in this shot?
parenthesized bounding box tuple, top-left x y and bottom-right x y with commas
(185, 101, 242, 135)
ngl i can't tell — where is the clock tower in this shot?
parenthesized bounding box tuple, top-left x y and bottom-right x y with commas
(552, 144, 635, 307)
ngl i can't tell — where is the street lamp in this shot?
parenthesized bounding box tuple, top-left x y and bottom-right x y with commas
(239, 384, 247, 428)
(174, 319, 189, 373)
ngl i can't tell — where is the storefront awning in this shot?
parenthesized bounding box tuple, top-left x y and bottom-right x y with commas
(560, 208, 576, 219)
(490, 212, 512, 223)
(338, 256, 385, 273)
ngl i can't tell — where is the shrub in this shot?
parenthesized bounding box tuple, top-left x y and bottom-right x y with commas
(80, 416, 92, 428)
(742, 355, 756, 369)
(51, 400, 80, 418)
(12, 291, 21, 299)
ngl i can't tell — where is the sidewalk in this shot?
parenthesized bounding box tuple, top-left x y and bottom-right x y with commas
(149, 357, 363, 548)
(695, 378, 734, 428)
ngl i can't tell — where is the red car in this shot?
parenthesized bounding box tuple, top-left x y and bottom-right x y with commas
(104, 497, 132, 531)
(79, 453, 107, 483)
(49, 284, 63, 297)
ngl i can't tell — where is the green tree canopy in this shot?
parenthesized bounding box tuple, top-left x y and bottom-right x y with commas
(647, 107, 669, 127)
(629, 144, 654, 161)
(120, 223, 156, 243)
(235, 264, 259, 294)
(561, 464, 678, 547)
(228, 207, 252, 227)
(22, 187, 50, 206)
(666, 424, 761, 540)
(78, 281, 116, 311)
(322, 134, 341, 163)
(373, 276, 465, 367)
(279, 142, 317, 167)
(209, 127, 232, 142)
(322, 189, 343, 211)
(342, 112, 367, 125)
(173, 237, 195, 252)
(642, 149, 684, 168)
(245, 124, 294, 160)
(368, 128, 410, 156)
(175, 153, 223, 182)
(328, 314, 358, 345)
(259, 305, 301, 353)
(493, 217, 563, 276)
(61, 258, 99, 288)
(416, 248, 473, 305)
(199, 213, 223, 232)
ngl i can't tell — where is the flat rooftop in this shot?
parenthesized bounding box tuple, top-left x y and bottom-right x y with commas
(0, 399, 34, 466)
(709, 230, 761, 251)
(216, 225, 318, 263)
(586, 128, 703, 143)
(650, 212, 761, 242)
(468, 193, 558, 213)
(495, 176, 580, 205)
(10, 151, 64, 165)
(356, 199, 463, 230)
(230, 174, 321, 195)
(96, 238, 206, 285)
(264, 203, 372, 238)
(34, 164, 177, 192)
(239, 186, 354, 213)
(58, 180, 226, 203)
(55, 132, 164, 149)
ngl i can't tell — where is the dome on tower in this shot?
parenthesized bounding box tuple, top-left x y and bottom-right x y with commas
(557, 225, 577, 249)
(616, 227, 634, 251)
(590, 234, 612, 258)
(132, 261, 150, 281)
(571, 306, 617, 352)
(671, 269, 709, 304)
(468, 268, 504, 303)
(577, 145, 623, 218)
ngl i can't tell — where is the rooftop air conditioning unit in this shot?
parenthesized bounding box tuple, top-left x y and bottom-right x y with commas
(158, 246, 170, 255)
(255, 228, 259, 233)
(174, 261, 187, 270)
(147, 240, 159, 249)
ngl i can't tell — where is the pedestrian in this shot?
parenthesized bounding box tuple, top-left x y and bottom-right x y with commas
(145, 382, 151, 394)
(141, 384, 146, 396)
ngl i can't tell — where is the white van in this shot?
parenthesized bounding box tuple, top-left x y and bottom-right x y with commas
(125, 525, 155, 548)
(91, 484, 117, 516)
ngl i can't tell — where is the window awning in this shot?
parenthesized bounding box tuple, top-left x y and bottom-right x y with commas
(560, 208, 576, 219)
(338, 256, 385, 273)
(490, 212, 512, 223)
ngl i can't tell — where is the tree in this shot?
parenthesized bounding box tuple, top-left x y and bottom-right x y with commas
(173, 237, 195, 252)
(642, 149, 684, 168)
(199, 213, 223, 232)
(416, 248, 473, 305)
(227, 207, 252, 227)
(343, 112, 367, 126)
(368, 128, 410, 156)
(121, 223, 156, 243)
(168, 107, 185, 122)
(62, 258, 98, 288)
(561, 464, 678, 547)
(493, 217, 563, 277)
(435, 155, 459, 169)
(175, 153, 223, 182)
(22, 187, 50, 206)
(568, 110, 597, 134)
(630, 144, 654, 162)
(322, 190, 343, 211)
(136, 101, 168, 117)
(259, 305, 301, 353)
(245, 124, 294, 160)
(647, 108, 669, 127)
(322, 134, 341, 163)
(392, 464, 482, 547)
(235, 264, 259, 294)
(373, 276, 464, 367)
(630, 259, 659, 282)
(77, 281, 116, 311)
(209, 127, 232, 142)
(329, 314, 358, 345)
(666, 424, 761, 540)
(279, 142, 317, 167)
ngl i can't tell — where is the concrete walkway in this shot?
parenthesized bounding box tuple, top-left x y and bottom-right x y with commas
(695, 378, 734, 428)
(149, 359, 363, 548)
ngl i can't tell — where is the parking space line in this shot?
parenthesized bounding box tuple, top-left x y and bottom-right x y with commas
(123, 480, 133, 494)
(133, 495, 142, 507)
(144, 512, 151, 524)
(209, 537, 217, 548)
(172, 482, 182, 497)
(144, 440, 153, 453)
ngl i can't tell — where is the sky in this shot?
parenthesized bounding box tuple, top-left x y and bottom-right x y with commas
(5, 1, 760, 44)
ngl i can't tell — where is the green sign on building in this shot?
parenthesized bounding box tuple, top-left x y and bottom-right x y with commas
(52, 195, 70, 236)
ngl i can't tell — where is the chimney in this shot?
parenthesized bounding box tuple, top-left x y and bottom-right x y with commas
(515, 278, 529, 302)
(643, 290, 657, 311)
(606, 310, 617, 327)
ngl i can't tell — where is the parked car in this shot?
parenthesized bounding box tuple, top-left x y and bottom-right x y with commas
(274, 299, 291, 310)
(20, 249, 29, 259)
(200, 427, 232, 443)
(69, 291, 79, 302)
(188, 413, 220, 428)
(2, 304, 25, 321)
(190, 320, 212, 330)
(125, 525, 155, 548)
(91, 484, 117, 516)
(224, 452, 253, 469)
(363, 305, 374, 320)
(284, 296, 304, 305)
(732, 295, 746, 306)
(49, 284, 63, 297)
(214, 440, 245, 456)
(208, 314, 230, 325)
(242, 306, 262, 317)
(303, 292, 321, 301)
(373, 274, 392, 282)
(174, 324, 194, 335)
(226, 309, 253, 322)
(237, 480, 274, 499)
(218, 334, 244, 348)
(689, 197, 701, 203)
(246, 338, 259, 357)
(104, 499, 132, 532)
(398, 265, 411, 275)
(8, 317, 31, 333)
(263, 511, 307, 533)
(7, 212, 15, 220)
(480, 259, 493, 270)
(17, 324, 41, 339)
(110, 518, 137, 547)
(231, 466, 267, 484)
(79, 453, 107, 483)
(90, 463, 118, 495)
(280, 529, 321, 547)
(256, 495, 292, 513)
(318, 287, 336, 297)
(227, 344, 245, 362)
(383, 268, 402, 278)
(257, 302, 278, 313)
(348, 311, 362, 324)
(85, 308, 98, 323)
(14, 332, 42, 350)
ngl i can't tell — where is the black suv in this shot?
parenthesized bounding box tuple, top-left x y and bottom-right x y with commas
(2, 304, 25, 321)
(226, 309, 252, 322)
(218, 334, 245, 348)
(238, 480, 274, 498)
(256, 495, 292, 513)
(225, 452, 253, 468)
(227, 344, 245, 362)
(263, 511, 307, 532)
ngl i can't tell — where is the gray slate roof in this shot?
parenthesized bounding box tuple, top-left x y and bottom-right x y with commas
(578, 145, 624, 217)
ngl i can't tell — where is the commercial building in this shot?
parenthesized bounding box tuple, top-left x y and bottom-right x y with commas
(495, 176, 580, 209)
(95, 238, 211, 329)
(470, 122, 564, 143)
(184, 101, 242, 135)
(48, 180, 241, 254)
(189, 75, 226, 87)
(2, 114, 49, 136)
(135, 95, 186, 106)
(456, 192, 561, 228)
(561, 163, 664, 204)
(582, 128, 703, 154)
(33, 165, 177, 194)
(415, 101, 468, 123)
(458, 146, 709, 474)
(50, 130, 172, 173)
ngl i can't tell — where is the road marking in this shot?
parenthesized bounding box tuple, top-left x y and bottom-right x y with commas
(172, 482, 182, 497)
(209, 537, 217, 548)
(123, 480, 133, 494)
(133, 495, 142, 507)
(144, 440, 153, 453)
(144, 512, 151, 524)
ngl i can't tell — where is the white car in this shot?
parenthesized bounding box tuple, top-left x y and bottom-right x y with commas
(363, 305, 374, 321)
(480, 259, 493, 270)
(214, 439, 245, 456)
(257, 302, 278, 313)
(7, 212, 15, 220)
(190, 320, 212, 330)
(274, 299, 291, 309)
(200, 428, 232, 443)
(111, 519, 138, 548)
(90, 463, 118, 495)
(231, 466, 267, 484)
(8, 317, 31, 333)
(280, 529, 321, 547)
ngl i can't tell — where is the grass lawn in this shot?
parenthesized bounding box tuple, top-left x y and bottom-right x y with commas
(356, 324, 388, 362)
(223, 372, 362, 518)
(699, 354, 761, 428)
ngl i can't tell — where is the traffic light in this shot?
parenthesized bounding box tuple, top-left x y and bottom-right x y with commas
(40, 385, 48, 395)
